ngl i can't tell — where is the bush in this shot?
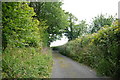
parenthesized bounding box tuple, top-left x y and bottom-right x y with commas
(2, 2, 48, 49)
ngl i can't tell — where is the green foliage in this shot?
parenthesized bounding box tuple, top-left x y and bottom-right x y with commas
(2, 2, 53, 78)
(55, 20, 120, 78)
(38, 20, 49, 46)
(64, 13, 78, 41)
(2, 2, 42, 48)
(64, 13, 88, 41)
(73, 20, 88, 38)
(2, 46, 53, 78)
(90, 14, 115, 33)
(30, 2, 68, 45)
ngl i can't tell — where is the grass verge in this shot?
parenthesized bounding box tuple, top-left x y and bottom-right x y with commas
(2, 46, 53, 78)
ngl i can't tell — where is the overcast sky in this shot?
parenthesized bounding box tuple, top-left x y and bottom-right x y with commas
(62, 0, 119, 23)
(50, 0, 119, 47)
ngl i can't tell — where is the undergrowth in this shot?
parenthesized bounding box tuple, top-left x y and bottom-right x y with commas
(2, 46, 53, 78)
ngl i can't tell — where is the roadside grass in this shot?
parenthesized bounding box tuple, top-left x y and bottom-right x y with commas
(2, 46, 53, 78)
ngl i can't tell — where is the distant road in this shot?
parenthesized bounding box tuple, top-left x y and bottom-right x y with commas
(51, 51, 100, 78)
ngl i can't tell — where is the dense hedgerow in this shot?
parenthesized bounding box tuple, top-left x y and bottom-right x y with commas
(2, 2, 42, 48)
(54, 21, 120, 78)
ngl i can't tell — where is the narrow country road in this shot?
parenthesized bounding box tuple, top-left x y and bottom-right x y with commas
(51, 50, 99, 78)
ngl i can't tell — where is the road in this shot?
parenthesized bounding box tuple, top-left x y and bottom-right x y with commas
(51, 51, 99, 78)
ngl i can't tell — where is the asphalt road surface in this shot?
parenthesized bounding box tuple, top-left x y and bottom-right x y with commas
(51, 51, 99, 78)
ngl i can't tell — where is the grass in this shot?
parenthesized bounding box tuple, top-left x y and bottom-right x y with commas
(2, 46, 53, 78)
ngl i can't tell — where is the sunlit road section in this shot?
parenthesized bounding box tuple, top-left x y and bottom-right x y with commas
(51, 51, 99, 78)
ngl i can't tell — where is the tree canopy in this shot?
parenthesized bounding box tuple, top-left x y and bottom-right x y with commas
(64, 12, 87, 41)
(30, 2, 68, 45)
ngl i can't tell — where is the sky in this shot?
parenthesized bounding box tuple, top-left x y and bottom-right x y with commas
(50, 0, 119, 47)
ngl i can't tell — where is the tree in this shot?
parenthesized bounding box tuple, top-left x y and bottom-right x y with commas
(64, 13, 87, 41)
(29, 2, 68, 45)
(64, 13, 77, 41)
(90, 14, 115, 33)
(74, 20, 88, 37)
